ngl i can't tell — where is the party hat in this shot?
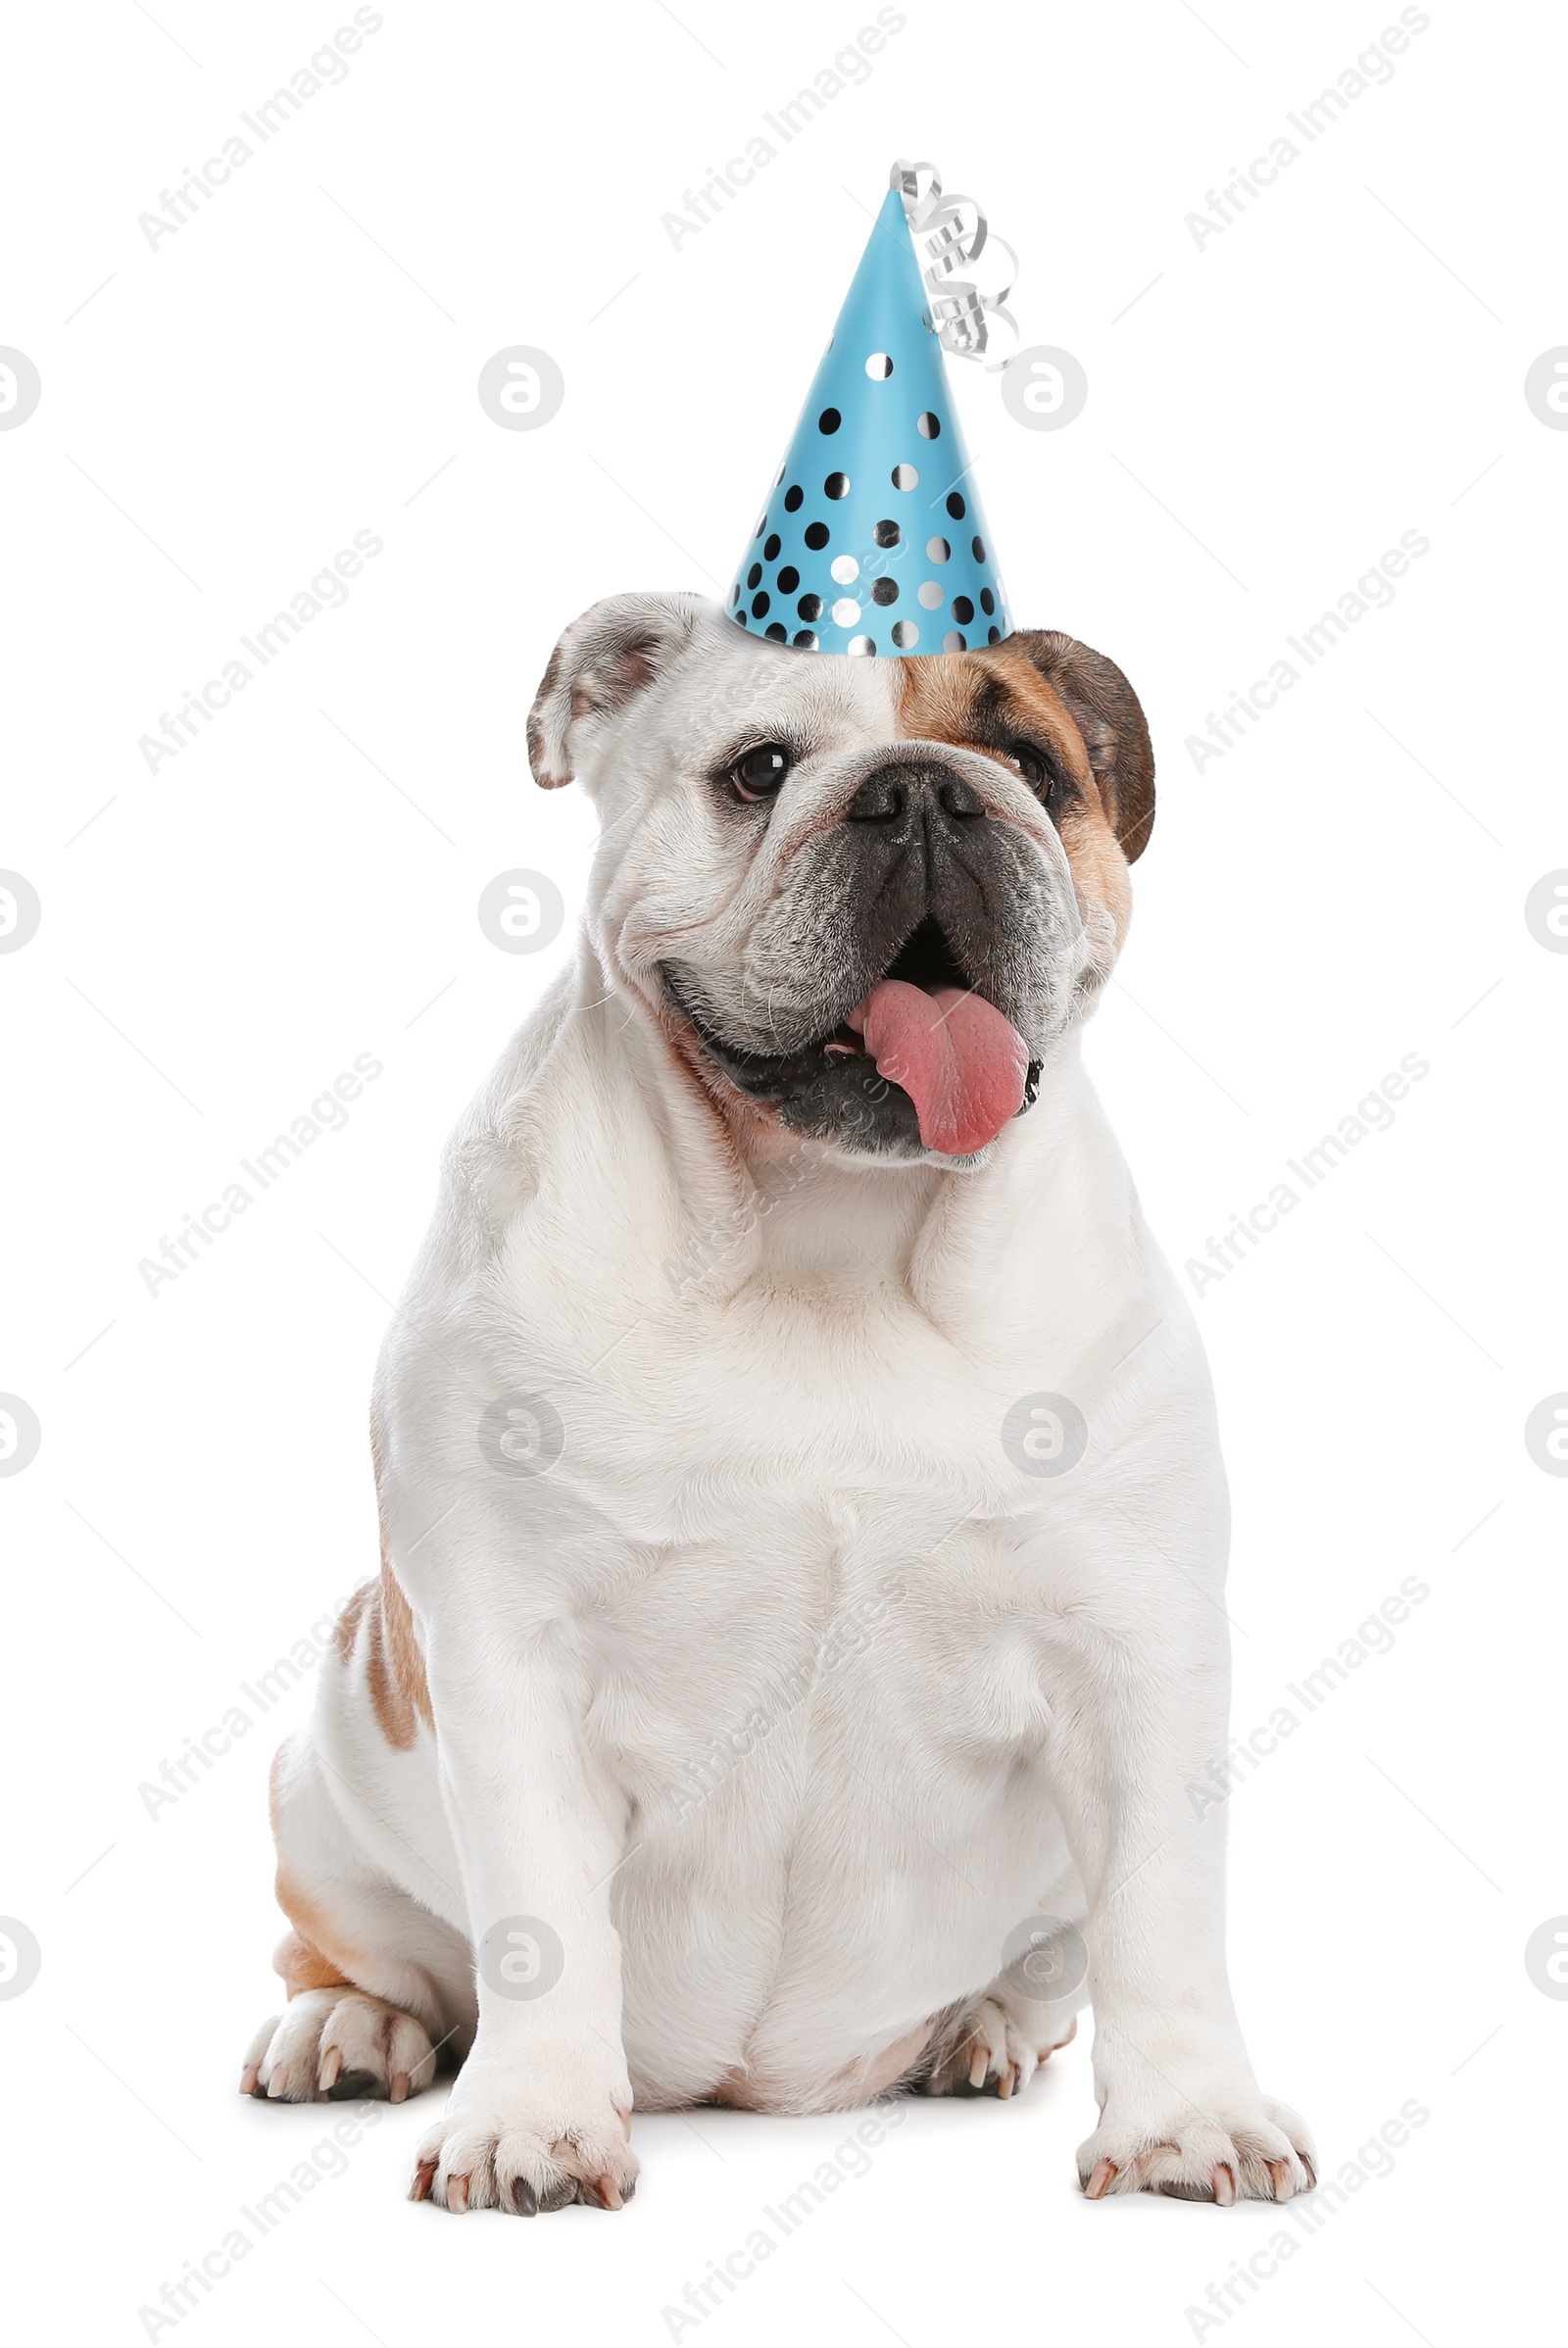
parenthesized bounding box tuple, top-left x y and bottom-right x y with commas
(725, 176, 1010, 659)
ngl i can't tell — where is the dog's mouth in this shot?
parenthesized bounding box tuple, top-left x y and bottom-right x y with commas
(663, 918, 1043, 1158)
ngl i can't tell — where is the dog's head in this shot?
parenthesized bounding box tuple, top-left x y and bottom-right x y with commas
(527, 595, 1153, 1163)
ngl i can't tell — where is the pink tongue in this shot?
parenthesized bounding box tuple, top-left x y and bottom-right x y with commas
(848, 981, 1031, 1155)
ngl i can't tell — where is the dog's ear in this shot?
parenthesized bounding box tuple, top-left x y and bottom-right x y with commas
(526, 592, 706, 788)
(1007, 629, 1155, 863)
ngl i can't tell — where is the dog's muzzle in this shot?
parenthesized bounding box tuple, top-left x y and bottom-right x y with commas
(662, 755, 1078, 1159)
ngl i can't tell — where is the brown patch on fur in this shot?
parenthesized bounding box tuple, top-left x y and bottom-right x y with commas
(896, 633, 1155, 948)
(336, 1570, 433, 1752)
(372, 1564, 433, 1745)
(271, 1865, 359, 1999)
(271, 1927, 354, 1996)
(895, 645, 1090, 786)
(326, 1407, 435, 1751)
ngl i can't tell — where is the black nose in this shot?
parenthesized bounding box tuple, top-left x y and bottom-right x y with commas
(846, 760, 985, 824)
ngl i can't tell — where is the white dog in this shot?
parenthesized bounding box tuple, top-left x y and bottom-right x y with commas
(243, 596, 1314, 2216)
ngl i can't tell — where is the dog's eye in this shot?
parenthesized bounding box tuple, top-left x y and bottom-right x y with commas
(729, 743, 791, 804)
(1006, 741, 1066, 815)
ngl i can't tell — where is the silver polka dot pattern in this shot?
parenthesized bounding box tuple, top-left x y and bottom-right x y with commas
(718, 212, 1008, 662)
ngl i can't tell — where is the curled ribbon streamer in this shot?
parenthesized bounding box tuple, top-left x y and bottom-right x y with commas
(891, 157, 1020, 370)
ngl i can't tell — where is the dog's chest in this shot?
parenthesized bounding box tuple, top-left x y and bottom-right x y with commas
(490, 1219, 1135, 1830)
(564, 1313, 1072, 1802)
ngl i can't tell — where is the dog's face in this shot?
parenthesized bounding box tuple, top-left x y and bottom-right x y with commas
(527, 595, 1154, 1163)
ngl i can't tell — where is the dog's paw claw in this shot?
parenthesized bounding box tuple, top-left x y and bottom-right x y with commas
(925, 1993, 1070, 2101)
(413, 2088, 638, 2216)
(1080, 2100, 1314, 2204)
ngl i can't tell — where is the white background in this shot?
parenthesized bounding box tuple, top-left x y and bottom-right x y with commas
(2, 0, 1563, 2340)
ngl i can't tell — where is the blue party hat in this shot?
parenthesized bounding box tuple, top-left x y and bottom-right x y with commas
(725, 180, 1010, 659)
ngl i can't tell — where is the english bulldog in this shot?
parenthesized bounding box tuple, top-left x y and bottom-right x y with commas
(242, 594, 1315, 2215)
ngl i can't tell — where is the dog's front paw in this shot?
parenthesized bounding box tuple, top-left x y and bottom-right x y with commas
(1078, 2096, 1315, 2203)
(411, 2063, 637, 2215)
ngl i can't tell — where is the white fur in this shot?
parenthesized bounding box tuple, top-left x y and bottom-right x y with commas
(259, 602, 1312, 2213)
